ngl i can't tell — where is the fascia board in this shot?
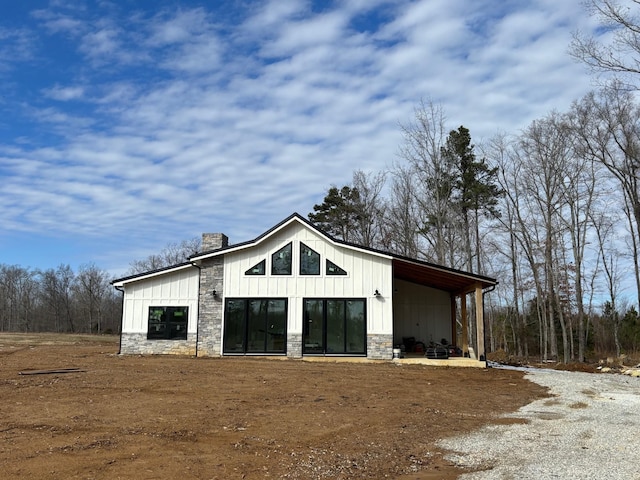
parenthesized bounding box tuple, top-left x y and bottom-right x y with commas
(112, 263, 196, 286)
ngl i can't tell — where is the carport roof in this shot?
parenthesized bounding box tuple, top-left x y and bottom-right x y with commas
(391, 257, 497, 294)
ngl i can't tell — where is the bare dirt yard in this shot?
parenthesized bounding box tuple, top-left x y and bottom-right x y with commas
(0, 334, 547, 479)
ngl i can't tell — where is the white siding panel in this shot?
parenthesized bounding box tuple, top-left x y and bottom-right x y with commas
(121, 268, 200, 334)
(392, 279, 452, 346)
(224, 222, 393, 336)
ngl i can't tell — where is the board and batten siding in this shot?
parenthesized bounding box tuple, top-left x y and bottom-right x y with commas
(392, 279, 452, 347)
(120, 267, 200, 334)
(223, 221, 394, 337)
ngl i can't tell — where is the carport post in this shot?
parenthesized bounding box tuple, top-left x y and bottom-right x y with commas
(461, 293, 468, 356)
(450, 295, 457, 346)
(475, 284, 485, 361)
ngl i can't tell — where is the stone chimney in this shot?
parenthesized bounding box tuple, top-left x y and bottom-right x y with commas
(201, 233, 229, 252)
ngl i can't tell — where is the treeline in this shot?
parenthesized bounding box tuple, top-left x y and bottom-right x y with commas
(311, 92, 640, 362)
(309, 85, 640, 363)
(0, 264, 122, 334)
(308, 1, 640, 362)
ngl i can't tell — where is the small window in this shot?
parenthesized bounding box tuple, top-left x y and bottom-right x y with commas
(147, 306, 188, 340)
(245, 259, 266, 275)
(326, 259, 347, 275)
(271, 243, 292, 275)
(300, 243, 320, 275)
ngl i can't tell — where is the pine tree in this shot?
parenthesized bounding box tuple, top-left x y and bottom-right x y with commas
(442, 126, 502, 273)
(308, 186, 361, 242)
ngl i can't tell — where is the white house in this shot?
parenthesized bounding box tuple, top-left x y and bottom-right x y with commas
(112, 213, 497, 366)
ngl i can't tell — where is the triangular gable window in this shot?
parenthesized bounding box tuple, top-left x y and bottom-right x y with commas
(326, 259, 347, 276)
(245, 259, 266, 275)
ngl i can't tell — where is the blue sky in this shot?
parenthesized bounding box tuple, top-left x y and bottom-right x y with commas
(0, 0, 600, 276)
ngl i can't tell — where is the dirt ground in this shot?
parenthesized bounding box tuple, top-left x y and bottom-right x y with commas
(0, 334, 547, 479)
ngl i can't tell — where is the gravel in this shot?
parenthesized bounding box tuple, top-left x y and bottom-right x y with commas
(438, 367, 640, 480)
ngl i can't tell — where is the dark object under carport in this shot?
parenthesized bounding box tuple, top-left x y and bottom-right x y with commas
(425, 346, 449, 359)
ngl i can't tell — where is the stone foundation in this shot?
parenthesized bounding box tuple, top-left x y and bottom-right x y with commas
(120, 333, 197, 356)
(367, 334, 393, 360)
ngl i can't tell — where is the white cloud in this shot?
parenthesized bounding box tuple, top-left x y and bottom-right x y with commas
(147, 8, 212, 46)
(43, 84, 85, 101)
(0, 27, 35, 70)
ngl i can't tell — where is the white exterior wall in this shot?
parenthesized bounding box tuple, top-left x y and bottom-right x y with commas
(223, 222, 394, 337)
(120, 267, 200, 334)
(392, 278, 452, 346)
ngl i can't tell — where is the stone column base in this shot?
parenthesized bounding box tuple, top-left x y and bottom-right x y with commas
(367, 334, 393, 359)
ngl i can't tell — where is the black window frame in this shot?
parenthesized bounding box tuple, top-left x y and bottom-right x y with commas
(147, 306, 188, 340)
(300, 242, 321, 275)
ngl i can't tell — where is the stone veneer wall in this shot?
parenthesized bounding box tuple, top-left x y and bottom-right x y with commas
(120, 332, 197, 355)
(287, 333, 302, 358)
(195, 233, 228, 357)
(196, 255, 225, 357)
(367, 334, 393, 360)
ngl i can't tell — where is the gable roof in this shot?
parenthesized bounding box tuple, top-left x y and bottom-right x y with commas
(113, 212, 497, 293)
(189, 212, 391, 262)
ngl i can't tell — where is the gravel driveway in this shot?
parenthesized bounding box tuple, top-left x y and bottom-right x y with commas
(438, 367, 640, 480)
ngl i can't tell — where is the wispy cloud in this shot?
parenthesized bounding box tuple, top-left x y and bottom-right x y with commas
(42, 84, 85, 100)
(0, 0, 601, 272)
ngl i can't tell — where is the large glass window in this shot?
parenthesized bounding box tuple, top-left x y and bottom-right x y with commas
(147, 306, 188, 340)
(223, 300, 246, 352)
(303, 299, 366, 355)
(326, 300, 345, 353)
(300, 243, 320, 275)
(271, 243, 292, 275)
(303, 300, 324, 354)
(223, 299, 287, 354)
(345, 300, 366, 353)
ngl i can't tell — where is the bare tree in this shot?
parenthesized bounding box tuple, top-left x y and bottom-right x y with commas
(73, 264, 111, 333)
(559, 118, 603, 361)
(570, 0, 640, 88)
(570, 86, 640, 308)
(127, 237, 201, 275)
(591, 203, 624, 355)
(383, 163, 420, 257)
(397, 100, 461, 266)
(351, 170, 387, 248)
(485, 134, 530, 357)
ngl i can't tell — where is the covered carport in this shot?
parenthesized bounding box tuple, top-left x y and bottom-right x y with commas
(391, 257, 498, 367)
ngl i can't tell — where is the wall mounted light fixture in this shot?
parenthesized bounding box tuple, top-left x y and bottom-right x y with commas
(374, 289, 381, 297)
(211, 289, 217, 297)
